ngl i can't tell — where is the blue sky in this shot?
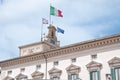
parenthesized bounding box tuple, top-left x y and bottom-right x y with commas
(0, 0, 120, 61)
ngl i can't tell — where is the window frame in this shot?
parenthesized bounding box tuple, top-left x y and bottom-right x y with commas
(111, 67, 120, 80)
(90, 70, 100, 80)
(52, 76, 60, 80)
(91, 54, 97, 60)
(36, 64, 41, 71)
(21, 68, 25, 73)
(20, 77, 27, 80)
(8, 70, 12, 76)
(68, 73, 79, 80)
(53, 61, 59, 66)
(71, 58, 76, 63)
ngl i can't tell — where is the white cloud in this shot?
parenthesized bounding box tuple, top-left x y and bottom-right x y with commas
(0, 0, 120, 61)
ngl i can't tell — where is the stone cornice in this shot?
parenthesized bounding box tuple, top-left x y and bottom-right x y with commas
(0, 34, 120, 67)
(19, 41, 58, 49)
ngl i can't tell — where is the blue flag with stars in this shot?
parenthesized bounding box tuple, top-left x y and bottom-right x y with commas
(57, 27, 64, 34)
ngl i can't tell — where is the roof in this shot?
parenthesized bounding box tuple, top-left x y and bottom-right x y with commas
(0, 34, 120, 67)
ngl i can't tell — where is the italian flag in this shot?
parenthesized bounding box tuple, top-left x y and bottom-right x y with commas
(50, 6, 63, 17)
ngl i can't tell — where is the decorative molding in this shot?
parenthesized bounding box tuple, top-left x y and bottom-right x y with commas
(3, 76, 14, 80)
(15, 73, 27, 79)
(31, 71, 44, 79)
(19, 41, 57, 49)
(48, 67, 62, 77)
(0, 34, 120, 67)
(108, 57, 120, 67)
(66, 64, 80, 74)
(86, 61, 102, 71)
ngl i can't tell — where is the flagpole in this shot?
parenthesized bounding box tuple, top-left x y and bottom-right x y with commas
(49, 3, 52, 26)
(41, 19, 43, 41)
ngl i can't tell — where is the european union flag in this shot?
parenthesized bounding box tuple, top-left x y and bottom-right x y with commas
(57, 27, 64, 34)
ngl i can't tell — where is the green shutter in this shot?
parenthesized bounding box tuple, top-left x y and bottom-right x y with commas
(90, 72, 93, 80)
(97, 71, 100, 80)
(68, 74, 71, 80)
(111, 67, 115, 80)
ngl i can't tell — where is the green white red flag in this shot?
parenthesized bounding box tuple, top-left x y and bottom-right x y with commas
(50, 6, 63, 17)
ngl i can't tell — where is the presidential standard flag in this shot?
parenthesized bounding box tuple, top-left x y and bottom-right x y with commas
(57, 27, 64, 34)
(50, 6, 63, 17)
(42, 18, 48, 24)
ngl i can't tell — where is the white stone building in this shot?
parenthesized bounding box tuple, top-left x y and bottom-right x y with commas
(0, 25, 120, 80)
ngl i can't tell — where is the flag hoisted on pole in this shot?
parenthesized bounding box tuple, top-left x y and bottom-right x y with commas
(49, 5, 63, 25)
(57, 27, 64, 34)
(50, 6, 63, 17)
(42, 18, 48, 24)
(41, 18, 48, 41)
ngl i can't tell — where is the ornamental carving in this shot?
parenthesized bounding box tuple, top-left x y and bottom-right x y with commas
(86, 61, 102, 71)
(31, 71, 44, 79)
(3, 76, 14, 80)
(0, 34, 120, 67)
(15, 73, 27, 79)
(108, 57, 120, 67)
(48, 67, 62, 77)
(66, 64, 80, 74)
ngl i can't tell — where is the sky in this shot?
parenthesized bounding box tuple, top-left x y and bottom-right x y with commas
(0, 0, 120, 61)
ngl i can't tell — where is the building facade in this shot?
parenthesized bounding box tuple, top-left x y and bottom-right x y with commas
(0, 25, 120, 80)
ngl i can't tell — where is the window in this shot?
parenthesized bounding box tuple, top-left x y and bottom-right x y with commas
(20, 77, 27, 80)
(90, 71, 100, 80)
(36, 65, 41, 71)
(71, 58, 76, 63)
(50, 39, 55, 44)
(8, 70, 12, 75)
(115, 67, 120, 80)
(71, 74, 78, 80)
(111, 67, 120, 80)
(68, 73, 78, 80)
(91, 54, 97, 60)
(108, 57, 120, 80)
(21, 68, 25, 73)
(54, 61, 59, 66)
(52, 76, 59, 80)
(34, 78, 40, 80)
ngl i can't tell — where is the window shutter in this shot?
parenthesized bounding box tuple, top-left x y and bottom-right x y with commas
(111, 67, 115, 80)
(76, 74, 79, 79)
(68, 74, 71, 80)
(97, 71, 100, 80)
(89, 72, 93, 80)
